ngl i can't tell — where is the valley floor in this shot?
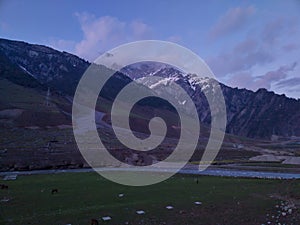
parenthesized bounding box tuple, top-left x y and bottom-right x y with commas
(0, 172, 299, 225)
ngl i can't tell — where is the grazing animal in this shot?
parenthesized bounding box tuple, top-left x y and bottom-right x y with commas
(91, 219, 99, 225)
(0, 184, 8, 189)
(51, 188, 58, 194)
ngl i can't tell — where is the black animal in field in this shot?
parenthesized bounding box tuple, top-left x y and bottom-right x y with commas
(91, 219, 99, 225)
(51, 188, 58, 194)
(0, 184, 8, 189)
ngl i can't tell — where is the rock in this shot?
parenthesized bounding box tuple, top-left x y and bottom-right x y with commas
(102, 216, 111, 221)
(136, 210, 145, 215)
(282, 157, 300, 165)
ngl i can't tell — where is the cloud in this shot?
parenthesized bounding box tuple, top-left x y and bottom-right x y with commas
(74, 13, 126, 60)
(47, 38, 76, 53)
(207, 15, 299, 93)
(281, 43, 299, 52)
(261, 18, 285, 44)
(74, 12, 152, 61)
(130, 20, 152, 39)
(227, 71, 254, 89)
(261, 17, 298, 45)
(208, 6, 255, 39)
(167, 35, 181, 43)
(228, 62, 298, 91)
(207, 38, 273, 76)
(233, 38, 257, 52)
(255, 62, 297, 88)
(275, 77, 300, 89)
(0, 21, 8, 31)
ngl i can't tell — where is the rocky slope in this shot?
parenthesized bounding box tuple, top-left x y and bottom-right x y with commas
(122, 62, 300, 139)
(1, 38, 299, 139)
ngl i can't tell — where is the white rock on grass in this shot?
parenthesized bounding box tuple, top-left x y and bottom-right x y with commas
(118, 193, 124, 197)
(0, 198, 10, 202)
(166, 206, 173, 210)
(3, 174, 17, 180)
(194, 201, 202, 205)
(136, 210, 145, 215)
(102, 216, 112, 221)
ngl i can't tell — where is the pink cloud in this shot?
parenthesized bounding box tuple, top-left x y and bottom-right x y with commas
(208, 6, 255, 39)
(261, 17, 298, 46)
(47, 38, 76, 53)
(255, 62, 297, 89)
(227, 71, 254, 89)
(207, 37, 273, 77)
(275, 77, 300, 89)
(261, 18, 285, 45)
(74, 13, 126, 60)
(73, 12, 153, 61)
(130, 20, 152, 39)
(207, 13, 300, 89)
(281, 43, 299, 52)
(233, 38, 257, 53)
(228, 62, 298, 91)
(167, 35, 181, 43)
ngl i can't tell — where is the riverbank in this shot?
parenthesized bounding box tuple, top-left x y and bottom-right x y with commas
(1, 163, 300, 180)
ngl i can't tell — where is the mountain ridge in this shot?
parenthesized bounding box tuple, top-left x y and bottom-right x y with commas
(0, 38, 299, 139)
(121, 62, 300, 138)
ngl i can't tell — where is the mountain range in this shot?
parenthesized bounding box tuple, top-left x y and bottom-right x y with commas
(0, 38, 299, 139)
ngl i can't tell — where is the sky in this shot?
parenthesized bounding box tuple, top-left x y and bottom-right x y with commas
(0, 0, 299, 99)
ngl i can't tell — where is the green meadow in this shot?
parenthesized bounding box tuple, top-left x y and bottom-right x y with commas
(0, 172, 299, 225)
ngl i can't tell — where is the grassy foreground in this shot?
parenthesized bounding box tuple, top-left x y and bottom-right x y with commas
(0, 172, 299, 225)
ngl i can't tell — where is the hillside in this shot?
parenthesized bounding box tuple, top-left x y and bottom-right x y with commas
(0, 38, 299, 139)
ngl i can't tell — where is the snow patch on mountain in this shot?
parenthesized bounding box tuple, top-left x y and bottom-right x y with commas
(18, 64, 35, 77)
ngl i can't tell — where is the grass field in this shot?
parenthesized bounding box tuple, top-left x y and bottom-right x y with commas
(0, 172, 300, 225)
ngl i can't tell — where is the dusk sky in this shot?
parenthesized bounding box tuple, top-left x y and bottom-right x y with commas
(0, 0, 299, 99)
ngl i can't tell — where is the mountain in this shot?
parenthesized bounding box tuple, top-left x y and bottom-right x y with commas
(122, 62, 300, 139)
(0, 38, 138, 128)
(0, 38, 89, 95)
(0, 38, 142, 100)
(0, 49, 44, 90)
(1, 38, 299, 139)
(0, 42, 73, 127)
